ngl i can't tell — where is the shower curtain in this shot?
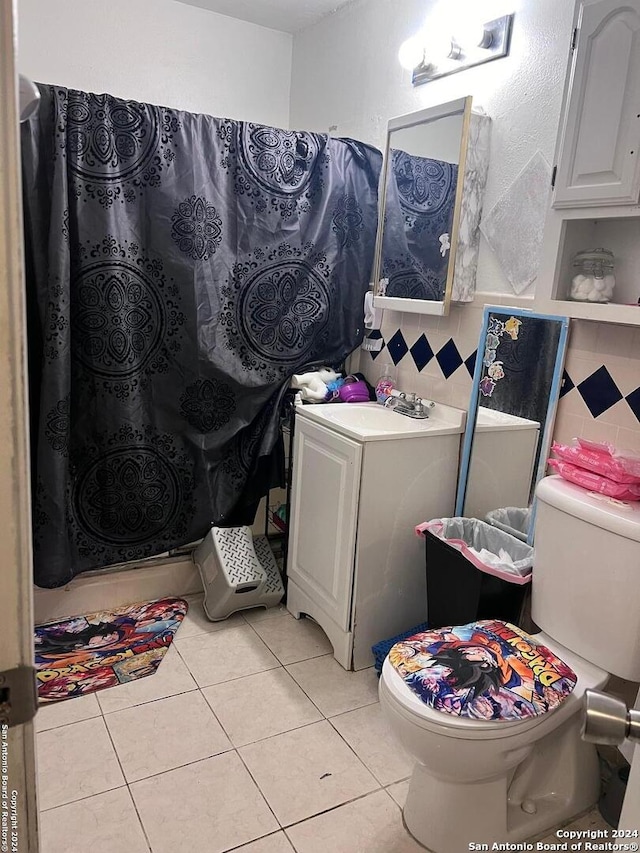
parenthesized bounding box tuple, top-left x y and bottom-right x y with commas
(22, 84, 382, 588)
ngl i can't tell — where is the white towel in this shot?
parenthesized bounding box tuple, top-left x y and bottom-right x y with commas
(291, 372, 328, 402)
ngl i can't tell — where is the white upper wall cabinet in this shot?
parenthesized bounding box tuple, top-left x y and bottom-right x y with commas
(537, 0, 640, 324)
(553, 0, 640, 208)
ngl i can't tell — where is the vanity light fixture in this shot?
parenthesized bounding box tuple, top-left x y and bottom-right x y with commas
(398, 14, 513, 85)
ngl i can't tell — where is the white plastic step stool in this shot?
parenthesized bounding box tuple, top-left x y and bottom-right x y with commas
(194, 526, 284, 621)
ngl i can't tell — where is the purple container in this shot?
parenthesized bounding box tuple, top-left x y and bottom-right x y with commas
(338, 380, 370, 403)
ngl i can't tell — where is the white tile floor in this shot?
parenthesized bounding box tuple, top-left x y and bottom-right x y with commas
(36, 596, 611, 853)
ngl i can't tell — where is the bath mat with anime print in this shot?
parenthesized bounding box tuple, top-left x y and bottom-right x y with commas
(388, 619, 577, 722)
(35, 597, 189, 703)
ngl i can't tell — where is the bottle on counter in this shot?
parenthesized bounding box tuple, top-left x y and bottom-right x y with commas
(375, 362, 397, 404)
(570, 248, 615, 303)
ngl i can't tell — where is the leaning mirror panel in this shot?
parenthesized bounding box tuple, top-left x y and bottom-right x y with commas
(372, 96, 491, 316)
(455, 307, 570, 543)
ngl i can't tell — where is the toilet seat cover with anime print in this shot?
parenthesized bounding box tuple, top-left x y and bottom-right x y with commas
(388, 620, 577, 722)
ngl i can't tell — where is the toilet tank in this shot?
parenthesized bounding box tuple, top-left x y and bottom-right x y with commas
(532, 475, 640, 681)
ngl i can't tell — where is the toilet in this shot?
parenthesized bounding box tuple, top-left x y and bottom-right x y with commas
(380, 475, 640, 851)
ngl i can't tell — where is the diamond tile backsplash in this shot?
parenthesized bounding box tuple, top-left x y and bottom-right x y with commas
(576, 366, 623, 419)
(435, 339, 464, 379)
(386, 329, 409, 366)
(409, 334, 434, 373)
(360, 303, 640, 453)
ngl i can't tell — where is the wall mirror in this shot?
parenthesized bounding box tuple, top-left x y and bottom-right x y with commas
(372, 95, 490, 316)
(455, 306, 570, 544)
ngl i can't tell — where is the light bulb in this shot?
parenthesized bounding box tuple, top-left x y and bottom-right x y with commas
(398, 35, 425, 71)
(422, 26, 455, 61)
(455, 23, 493, 50)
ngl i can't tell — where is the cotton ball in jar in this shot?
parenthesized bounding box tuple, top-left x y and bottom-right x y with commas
(602, 274, 615, 300)
(571, 274, 592, 299)
(578, 278, 596, 300)
(587, 286, 602, 301)
(571, 274, 585, 297)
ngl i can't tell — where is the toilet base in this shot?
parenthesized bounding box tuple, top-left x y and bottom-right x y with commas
(402, 714, 601, 852)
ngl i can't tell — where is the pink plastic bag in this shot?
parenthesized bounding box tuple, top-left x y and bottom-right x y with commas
(547, 459, 640, 501)
(551, 440, 640, 484)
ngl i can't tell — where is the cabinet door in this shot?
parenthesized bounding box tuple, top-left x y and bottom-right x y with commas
(287, 418, 362, 632)
(553, 0, 640, 208)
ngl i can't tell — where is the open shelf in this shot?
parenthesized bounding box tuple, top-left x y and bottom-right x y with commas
(537, 298, 640, 324)
(555, 217, 640, 307)
(538, 210, 640, 326)
(373, 295, 448, 316)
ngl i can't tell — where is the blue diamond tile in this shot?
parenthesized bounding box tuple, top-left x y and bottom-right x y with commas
(436, 338, 463, 379)
(370, 341, 385, 362)
(626, 386, 640, 423)
(560, 370, 575, 398)
(410, 334, 434, 372)
(577, 366, 623, 418)
(465, 350, 477, 378)
(387, 329, 408, 365)
(367, 329, 383, 339)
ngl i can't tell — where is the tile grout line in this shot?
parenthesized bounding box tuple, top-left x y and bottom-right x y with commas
(222, 829, 295, 853)
(125, 783, 154, 853)
(201, 689, 327, 750)
(324, 711, 406, 790)
(38, 781, 127, 814)
(98, 684, 200, 718)
(34, 709, 103, 734)
(284, 662, 381, 720)
(280, 784, 394, 834)
(233, 739, 389, 841)
(232, 736, 285, 837)
(99, 704, 154, 853)
(238, 714, 330, 752)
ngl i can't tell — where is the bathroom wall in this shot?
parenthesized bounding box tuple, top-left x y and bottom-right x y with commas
(360, 304, 640, 454)
(17, 0, 293, 127)
(290, 0, 574, 298)
(291, 0, 640, 450)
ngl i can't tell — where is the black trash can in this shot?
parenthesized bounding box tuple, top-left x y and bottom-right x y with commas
(417, 518, 533, 629)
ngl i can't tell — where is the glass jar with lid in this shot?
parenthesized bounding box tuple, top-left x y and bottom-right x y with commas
(570, 248, 615, 303)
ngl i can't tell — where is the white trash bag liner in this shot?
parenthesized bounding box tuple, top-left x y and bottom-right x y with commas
(416, 518, 533, 583)
(485, 506, 531, 542)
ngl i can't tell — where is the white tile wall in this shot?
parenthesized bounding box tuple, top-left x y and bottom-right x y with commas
(361, 301, 640, 452)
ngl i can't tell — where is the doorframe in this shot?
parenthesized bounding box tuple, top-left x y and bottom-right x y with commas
(0, 0, 40, 849)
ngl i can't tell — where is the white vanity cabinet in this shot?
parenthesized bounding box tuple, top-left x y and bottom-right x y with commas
(286, 418, 362, 637)
(286, 402, 465, 670)
(553, 0, 640, 209)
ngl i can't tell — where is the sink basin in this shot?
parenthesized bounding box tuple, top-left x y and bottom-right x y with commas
(295, 401, 466, 441)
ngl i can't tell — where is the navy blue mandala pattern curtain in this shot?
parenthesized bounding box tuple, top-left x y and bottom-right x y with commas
(22, 84, 382, 588)
(382, 150, 458, 300)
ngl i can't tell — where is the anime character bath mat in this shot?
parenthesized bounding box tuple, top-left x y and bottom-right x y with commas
(35, 597, 189, 703)
(389, 620, 577, 721)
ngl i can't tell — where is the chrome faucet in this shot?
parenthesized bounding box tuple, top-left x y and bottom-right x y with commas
(387, 389, 435, 419)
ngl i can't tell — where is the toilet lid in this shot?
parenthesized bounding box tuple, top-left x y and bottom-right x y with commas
(388, 620, 577, 722)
